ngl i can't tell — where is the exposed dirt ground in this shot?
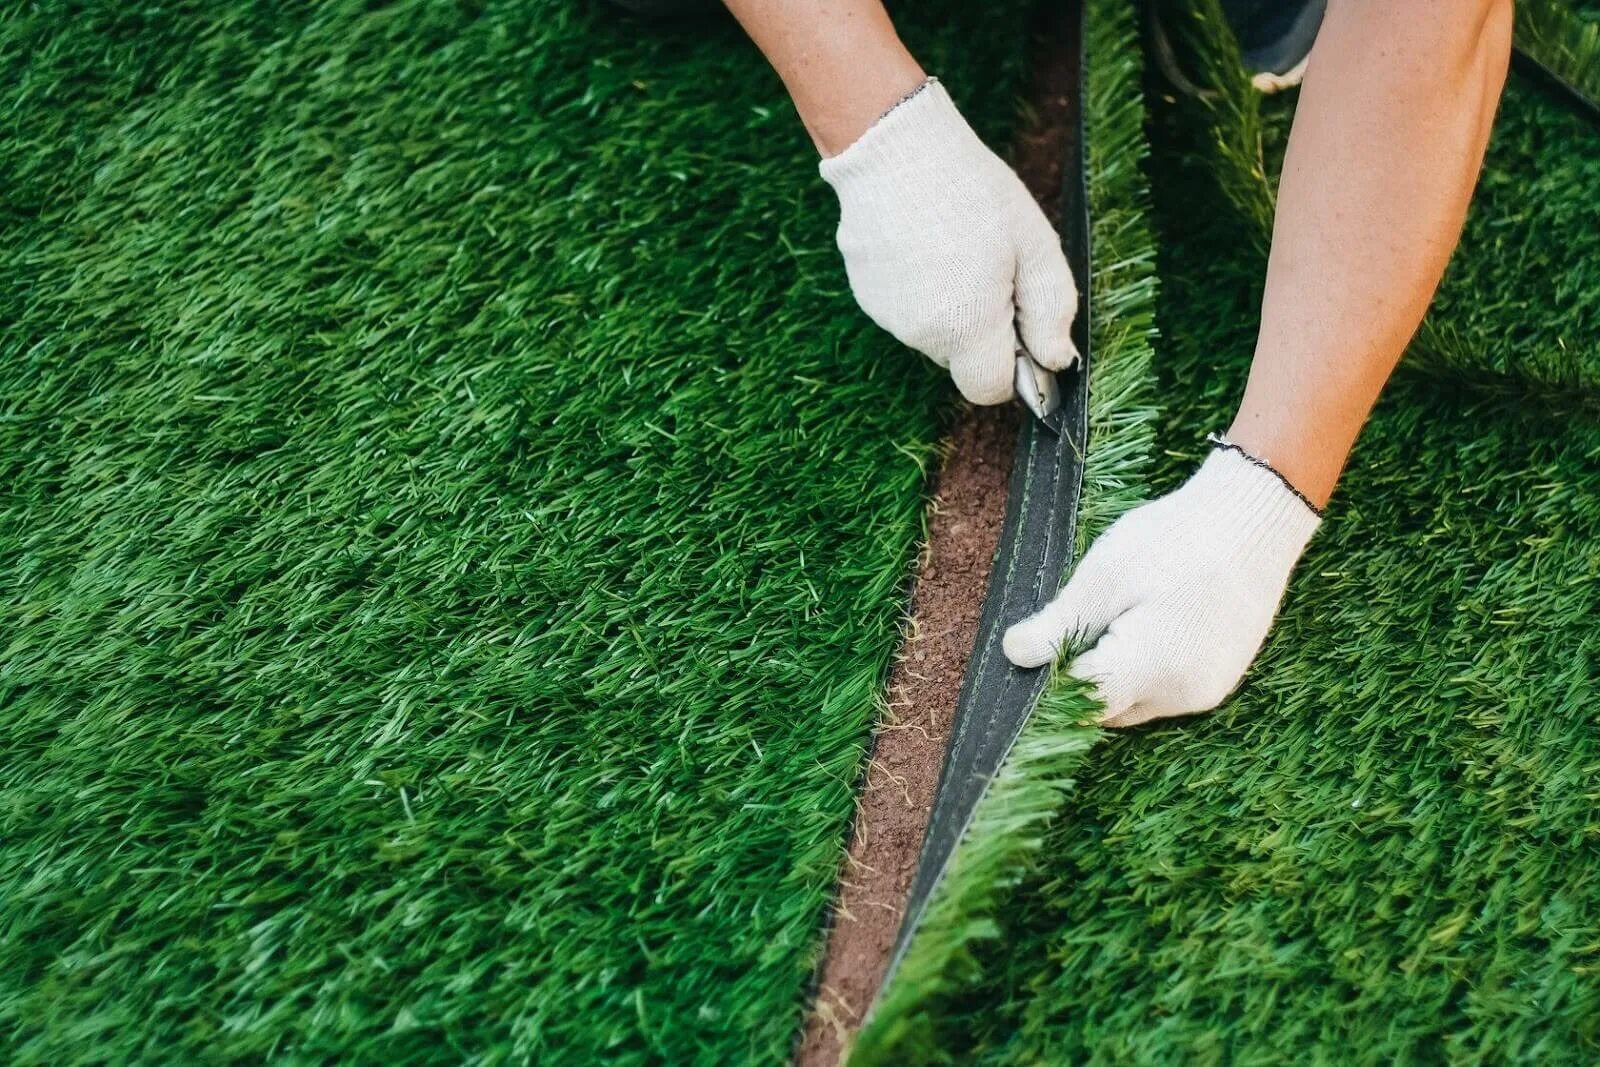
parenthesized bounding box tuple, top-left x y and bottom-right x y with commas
(794, 9, 1077, 1062)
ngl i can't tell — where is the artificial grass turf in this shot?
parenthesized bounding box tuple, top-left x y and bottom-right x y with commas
(0, 1, 1046, 1061)
(1516, 0, 1600, 123)
(9, 1, 1598, 1061)
(870, 11, 1600, 1062)
(1434, 0, 1600, 395)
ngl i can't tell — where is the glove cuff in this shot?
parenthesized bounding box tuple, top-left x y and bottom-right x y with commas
(1205, 433, 1323, 517)
(817, 78, 974, 190)
(1192, 438, 1323, 567)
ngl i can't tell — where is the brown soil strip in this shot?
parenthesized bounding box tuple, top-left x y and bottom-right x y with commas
(794, 10, 1077, 1064)
(794, 404, 1016, 1067)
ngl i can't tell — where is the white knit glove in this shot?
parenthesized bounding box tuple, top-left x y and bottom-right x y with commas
(819, 79, 1079, 404)
(1003, 442, 1322, 727)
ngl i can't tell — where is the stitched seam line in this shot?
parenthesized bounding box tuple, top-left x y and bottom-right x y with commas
(1206, 433, 1325, 518)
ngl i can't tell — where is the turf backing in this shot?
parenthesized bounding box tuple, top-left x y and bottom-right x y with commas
(886, 14, 1600, 1062)
(0, 1, 1040, 1062)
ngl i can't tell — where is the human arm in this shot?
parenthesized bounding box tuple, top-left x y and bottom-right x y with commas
(1004, 0, 1513, 726)
(721, 0, 926, 156)
(723, 0, 1080, 401)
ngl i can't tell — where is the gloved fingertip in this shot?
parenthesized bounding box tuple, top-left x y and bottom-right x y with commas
(950, 350, 1015, 405)
(1100, 704, 1166, 729)
(1002, 615, 1062, 668)
(1028, 334, 1080, 372)
(1069, 646, 1140, 720)
(1090, 687, 1138, 724)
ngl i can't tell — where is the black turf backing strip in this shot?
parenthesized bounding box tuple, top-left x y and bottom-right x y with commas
(880, 0, 1093, 990)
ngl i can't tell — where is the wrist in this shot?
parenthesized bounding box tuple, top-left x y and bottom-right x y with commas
(817, 78, 973, 195)
(1224, 405, 1350, 510)
(783, 35, 925, 157)
(1204, 435, 1324, 519)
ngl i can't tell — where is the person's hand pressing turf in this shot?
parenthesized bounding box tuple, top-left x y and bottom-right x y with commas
(1002, 440, 1320, 727)
(1000, 0, 1508, 726)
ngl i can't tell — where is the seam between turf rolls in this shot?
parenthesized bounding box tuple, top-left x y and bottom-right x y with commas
(873, 0, 1094, 1005)
(880, 425, 1041, 980)
(851, 0, 1161, 1055)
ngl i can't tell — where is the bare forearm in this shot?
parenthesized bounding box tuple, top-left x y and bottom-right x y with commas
(721, 0, 925, 155)
(1228, 0, 1512, 506)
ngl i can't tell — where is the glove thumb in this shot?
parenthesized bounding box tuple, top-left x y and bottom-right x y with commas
(949, 318, 1018, 405)
(1002, 553, 1119, 668)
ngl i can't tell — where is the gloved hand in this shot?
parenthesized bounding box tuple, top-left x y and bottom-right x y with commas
(1002, 441, 1322, 727)
(819, 79, 1079, 404)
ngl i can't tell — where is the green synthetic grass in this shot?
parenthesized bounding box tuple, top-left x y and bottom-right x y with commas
(875, 10, 1600, 1062)
(8, 1, 1599, 1062)
(1431, 47, 1600, 394)
(0, 1, 1043, 1061)
(850, 0, 1160, 1058)
(1517, 0, 1600, 110)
